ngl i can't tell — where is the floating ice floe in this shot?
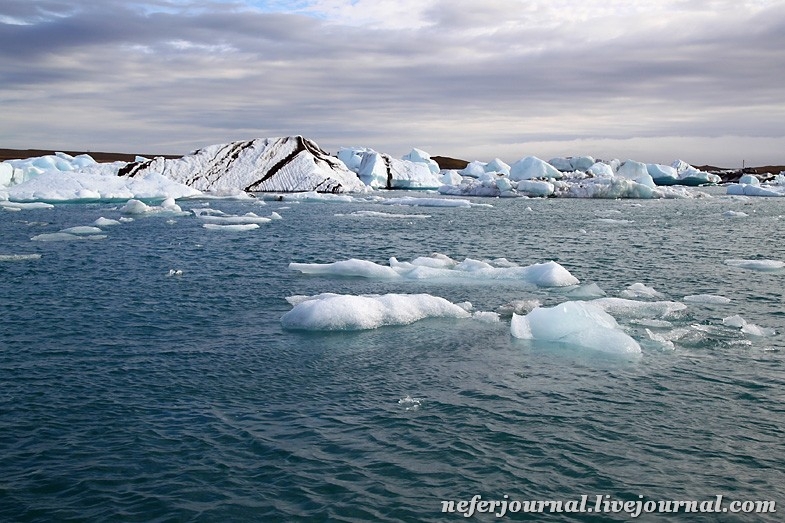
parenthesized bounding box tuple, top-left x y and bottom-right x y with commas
(120, 198, 187, 215)
(683, 294, 731, 305)
(289, 254, 580, 287)
(258, 191, 357, 203)
(562, 282, 606, 299)
(380, 196, 483, 208)
(722, 210, 749, 218)
(727, 174, 785, 197)
(94, 217, 122, 226)
(334, 210, 431, 219)
(281, 292, 470, 330)
(0, 254, 42, 261)
(1, 201, 54, 210)
(590, 297, 687, 319)
(620, 283, 665, 300)
(723, 315, 776, 337)
(193, 209, 272, 224)
(725, 259, 784, 271)
(202, 223, 260, 231)
(511, 301, 642, 355)
(31, 232, 107, 242)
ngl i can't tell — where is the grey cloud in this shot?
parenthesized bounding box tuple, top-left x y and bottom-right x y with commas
(1, 0, 783, 164)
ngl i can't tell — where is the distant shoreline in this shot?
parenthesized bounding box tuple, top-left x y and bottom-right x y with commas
(1, 147, 782, 182)
(0, 148, 181, 163)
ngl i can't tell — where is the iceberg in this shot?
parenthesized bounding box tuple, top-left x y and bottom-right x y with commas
(280, 293, 470, 330)
(511, 301, 642, 355)
(509, 156, 563, 181)
(289, 254, 579, 287)
(3, 159, 200, 202)
(339, 147, 442, 189)
(120, 136, 366, 194)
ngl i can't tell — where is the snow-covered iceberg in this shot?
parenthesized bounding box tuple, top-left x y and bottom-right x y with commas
(121, 136, 366, 194)
(280, 292, 470, 330)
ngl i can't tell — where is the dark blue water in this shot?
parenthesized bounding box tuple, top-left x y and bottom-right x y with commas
(2, 192, 784, 521)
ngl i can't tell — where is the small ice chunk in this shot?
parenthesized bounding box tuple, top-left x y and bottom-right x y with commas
(269, 212, 283, 220)
(722, 315, 747, 328)
(591, 297, 687, 319)
(381, 196, 473, 208)
(741, 324, 776, 337)
(120, 199, 153, 214)
(398, 395, 421, 411)
(0, 254, 42, 262)
(645, 328, 675, 350)
(722, 315, 776, 336)
(167, 269, 183, 276)
(202, 223, 260, 231)
(725, 259, 784, 271)
(472, 311, 501, 323)
(31, 232, 106, 241)
(199, 213, 271, 224)
(564, 282, 606, 299)
(683, 294, 731, 305)
(496, 299, 541, 317)
(94, 217, 121, 226)
(60, 226, 103, 235)
(456, 301, 473, 312)
(620, 283, 664, 299)
(722, 211, 748, 218)
(594, 218, 633, 224)
(290, 259, 401, 279)
(511, 301, 641, 355)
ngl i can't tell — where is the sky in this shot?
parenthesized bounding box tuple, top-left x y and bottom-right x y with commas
(1, 0, 784, 166)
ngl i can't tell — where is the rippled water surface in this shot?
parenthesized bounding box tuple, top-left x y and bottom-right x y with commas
(2, 191, 785, 521)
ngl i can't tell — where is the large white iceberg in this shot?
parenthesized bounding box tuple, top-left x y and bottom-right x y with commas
(121, 136, 366, 193)
(280, 292, 470, 330)
(511, 301, 642, 355)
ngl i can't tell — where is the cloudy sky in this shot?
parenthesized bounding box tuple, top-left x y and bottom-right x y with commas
(1, 0, 784, 166)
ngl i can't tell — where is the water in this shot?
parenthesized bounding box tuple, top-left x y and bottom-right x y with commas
(2, 191, 785, 521)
